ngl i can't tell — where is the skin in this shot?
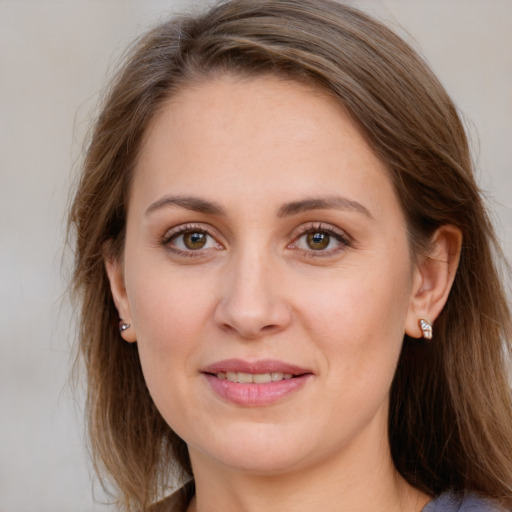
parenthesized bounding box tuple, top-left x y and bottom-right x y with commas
(107, 75, 461, 511)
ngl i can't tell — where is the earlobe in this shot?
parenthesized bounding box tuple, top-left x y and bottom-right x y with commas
(405, 225, 462, 339)
(104, 250, 137, 343)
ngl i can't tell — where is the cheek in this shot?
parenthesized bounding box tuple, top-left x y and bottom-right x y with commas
(125, 269, 214, 428)
(129, 260, 208, 331)
(125, 263, 216, 382)
(300, 264, 412, 347)
(296, 255, 413, 399)
(306, 268, 411, 415)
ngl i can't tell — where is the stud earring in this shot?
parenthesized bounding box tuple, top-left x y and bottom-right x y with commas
(419, 319, 433, 340)
(119, 322, 131, 333)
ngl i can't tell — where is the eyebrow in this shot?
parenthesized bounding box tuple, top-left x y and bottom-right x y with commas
(277, 196, 373, 219)
(145, 195, 226, 216)
(144, 194, 373, 219)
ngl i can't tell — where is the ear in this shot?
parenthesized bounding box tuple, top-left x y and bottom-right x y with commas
(104, 247, 137, 343)
(405, 225, 462, 339)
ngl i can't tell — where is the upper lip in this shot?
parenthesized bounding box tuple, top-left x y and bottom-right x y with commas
(202, 359, 312, 375)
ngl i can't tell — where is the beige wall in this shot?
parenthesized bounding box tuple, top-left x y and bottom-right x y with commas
(1, 1, 510, 510)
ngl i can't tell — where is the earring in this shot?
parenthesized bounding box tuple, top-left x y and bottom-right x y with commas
(419, 319, 433, 340)
(119, 321, 131, 333)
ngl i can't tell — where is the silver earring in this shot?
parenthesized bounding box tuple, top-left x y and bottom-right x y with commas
(119, 322, 131, 333)
(419, 319, 433, 340)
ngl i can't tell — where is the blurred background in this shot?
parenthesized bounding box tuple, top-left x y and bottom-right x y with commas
(1, 1, 511, 510)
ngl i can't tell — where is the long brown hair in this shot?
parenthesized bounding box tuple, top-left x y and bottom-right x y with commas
(69, 0, 512, 509)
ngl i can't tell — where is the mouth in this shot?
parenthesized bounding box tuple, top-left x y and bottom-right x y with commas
(214, 371, 295, 383)
(202, 358, 312, 381)
(202, 359, 313, 406)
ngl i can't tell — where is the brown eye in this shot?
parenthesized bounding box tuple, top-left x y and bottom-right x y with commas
(306, 232, 330, 250)
(183, 231, 207, 250)
(167, 228, 219, 253)
(291, 225, 350, 256)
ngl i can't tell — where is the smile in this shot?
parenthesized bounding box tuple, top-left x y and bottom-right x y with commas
(202, 359, 312, 406)
(216, 372, 294, 383)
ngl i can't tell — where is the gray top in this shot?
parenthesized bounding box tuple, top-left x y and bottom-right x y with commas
(153, 486, 506, 511)
(422, 491, 504, 511)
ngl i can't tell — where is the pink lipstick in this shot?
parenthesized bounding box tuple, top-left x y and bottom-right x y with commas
(202, 359, 312, 406)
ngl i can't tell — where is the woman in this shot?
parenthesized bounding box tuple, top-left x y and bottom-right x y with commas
(69, 1, 512, 510)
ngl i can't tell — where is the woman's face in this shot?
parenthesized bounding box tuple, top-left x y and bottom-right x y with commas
(109, 75, 423, 475)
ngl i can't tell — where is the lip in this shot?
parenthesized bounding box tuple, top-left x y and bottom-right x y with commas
(202, 358, 311, 375)
(202, 359, 313, 406)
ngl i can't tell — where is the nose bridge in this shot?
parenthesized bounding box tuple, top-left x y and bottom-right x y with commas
(214, 241, 290, 338)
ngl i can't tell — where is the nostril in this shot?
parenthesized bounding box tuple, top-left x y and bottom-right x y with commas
(213, 291, 292, 339)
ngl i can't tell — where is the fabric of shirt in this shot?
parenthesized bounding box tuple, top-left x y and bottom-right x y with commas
(153, 485, 506, 511)
(422, 491, 504, 511)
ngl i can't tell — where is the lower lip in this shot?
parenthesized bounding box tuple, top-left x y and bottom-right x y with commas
(204, 374, 311, 406)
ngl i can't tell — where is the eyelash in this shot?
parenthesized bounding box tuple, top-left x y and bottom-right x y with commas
(161, 224, 222, 258)
(161, 222, 352, 258)
(288, 223, 352, 258)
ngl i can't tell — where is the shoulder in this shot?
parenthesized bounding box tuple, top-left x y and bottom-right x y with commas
(422, 490, 507, 512)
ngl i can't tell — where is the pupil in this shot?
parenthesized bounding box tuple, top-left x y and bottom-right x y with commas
(307, 232, 329, 250)
(184, 232, 206, 249)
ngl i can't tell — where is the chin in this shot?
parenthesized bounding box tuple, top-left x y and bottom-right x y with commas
(209, 449, 307, 476)
(188, 423, 316, 475)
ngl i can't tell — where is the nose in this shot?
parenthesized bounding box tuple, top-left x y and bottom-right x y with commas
(213, 249, 292, 339)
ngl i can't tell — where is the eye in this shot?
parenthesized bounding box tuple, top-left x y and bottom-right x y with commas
(304, 231, 331, 250)
(163, 225, 221, 255)
(289, 224, 351, 256)
(177, 231, 210, 250)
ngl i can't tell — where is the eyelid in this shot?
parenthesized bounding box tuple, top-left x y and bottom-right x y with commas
(161, 223, 224, 256)
(287, 222, 353, 255)
(159, 221, 353, 258)
(288, 222, 351, 242)
(162, 222, 221, 240)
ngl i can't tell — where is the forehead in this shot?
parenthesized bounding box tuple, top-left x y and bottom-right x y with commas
(132, 74, 401, 221)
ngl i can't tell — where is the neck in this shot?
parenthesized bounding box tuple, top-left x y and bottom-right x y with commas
(186, 427, 430, 512)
